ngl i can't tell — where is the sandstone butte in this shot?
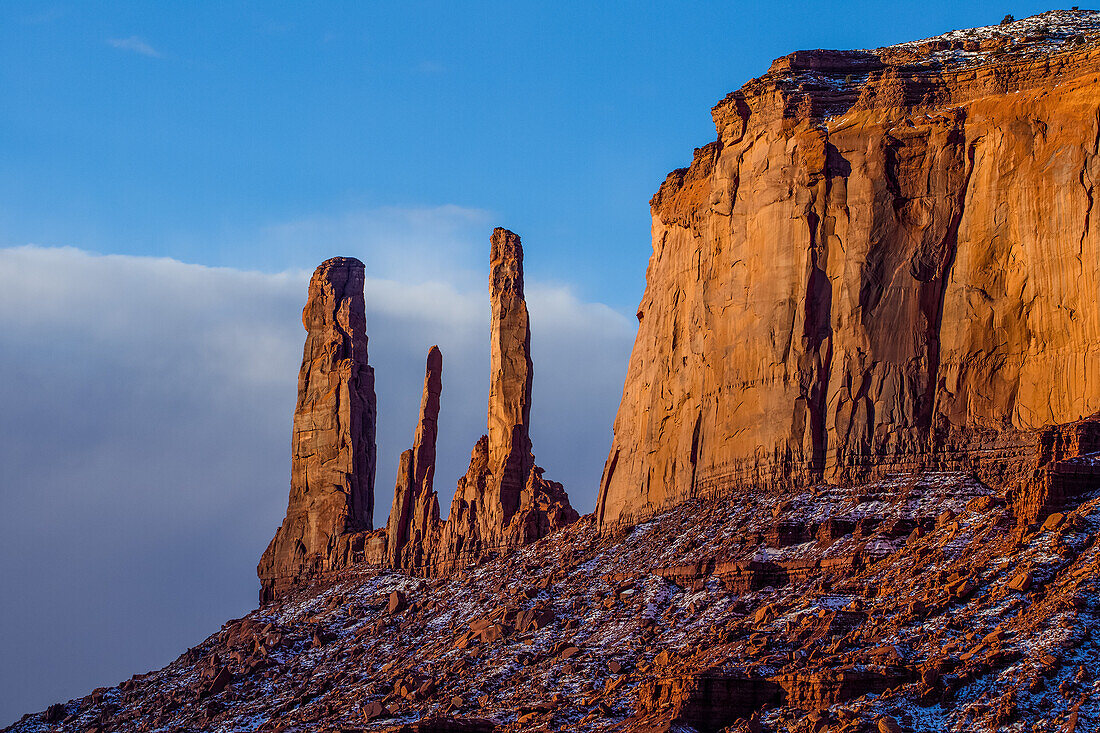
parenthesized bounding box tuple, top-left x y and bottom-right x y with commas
(260, 228, 578, 599)
(10, 11, 1100, 733)
(597, 9, 1100, 532)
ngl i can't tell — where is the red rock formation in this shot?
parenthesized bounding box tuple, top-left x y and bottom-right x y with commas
(635, 671, 780, 730)
(386, 346, 443, 571)
(16, 14, 1100, 733)
(1015, 417, 1100, 524)
(259, 231, 575, 588)
(28, 457, 1100, 732)
(598, 10, 1100, 530)
(432, 228, 578, 575)
(258, 257, 377, 600)
(486, 228, 534, 521)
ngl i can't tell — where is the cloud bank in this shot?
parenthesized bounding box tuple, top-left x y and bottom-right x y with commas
(0, 244, 634, 724)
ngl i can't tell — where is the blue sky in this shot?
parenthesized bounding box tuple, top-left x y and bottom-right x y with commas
(0, 1, 1068, 725)
(0, 1, 1061, 310)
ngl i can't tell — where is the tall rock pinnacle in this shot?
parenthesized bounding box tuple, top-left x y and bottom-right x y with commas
(487, 227, 534, 522)
(261, 234, 576, 590)
(386, 346, 443, 570)
(433, 228, 578, 575)
(258, 257, 377, 598)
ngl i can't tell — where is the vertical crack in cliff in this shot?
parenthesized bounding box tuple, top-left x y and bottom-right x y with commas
(689, 411, 703, 496)
(596, 450, 620, 526)
(1082, 169, 1094, 254)
(925, 131, 978, 442)
(723, 94, 752, 146)
(803, 132, 837, 475)
(1081, 107, 1099, 252)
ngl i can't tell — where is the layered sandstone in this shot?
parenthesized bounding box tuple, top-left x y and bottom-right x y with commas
(386, 346, 443, 571)
(598, 10, 1100, 529)
(258, 257, 378, 599)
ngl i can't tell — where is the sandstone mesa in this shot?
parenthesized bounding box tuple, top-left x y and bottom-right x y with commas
(598, 9, 1100, 532)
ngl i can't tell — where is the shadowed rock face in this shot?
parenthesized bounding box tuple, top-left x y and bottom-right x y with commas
(386, 346, 443, 570)
(258, 257, 377, 597)
(598, 10, 1100, 530)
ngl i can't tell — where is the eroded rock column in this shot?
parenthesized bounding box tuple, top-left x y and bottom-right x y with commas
(487, 227, 535, 524)
(433, 228, 578, 576)
(258, 257, 377, 599)
(386, 346, 443, 570)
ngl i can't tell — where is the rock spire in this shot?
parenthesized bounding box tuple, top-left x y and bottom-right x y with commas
(386, 346, 443, 571)
(486, 227, 534, 515)
(261, 231, 577, 594)
(432, 228, 578, 575)
(258, 257, 377, 599)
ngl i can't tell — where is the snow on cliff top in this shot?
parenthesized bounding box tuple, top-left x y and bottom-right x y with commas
(758, 9, 1100, 100)
(881, 8, 1100, 64)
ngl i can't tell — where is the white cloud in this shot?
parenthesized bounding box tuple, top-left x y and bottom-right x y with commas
(0, 244, 634, 723)
(230, 204, 494, 289)
(107, 36, 161, 58)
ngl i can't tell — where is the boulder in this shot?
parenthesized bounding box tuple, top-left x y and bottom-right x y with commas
(389, 590, 408, 615)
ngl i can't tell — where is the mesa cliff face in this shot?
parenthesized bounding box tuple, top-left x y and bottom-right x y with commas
(598, 10, 1100, 529)
(258, 257, 377, 598)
